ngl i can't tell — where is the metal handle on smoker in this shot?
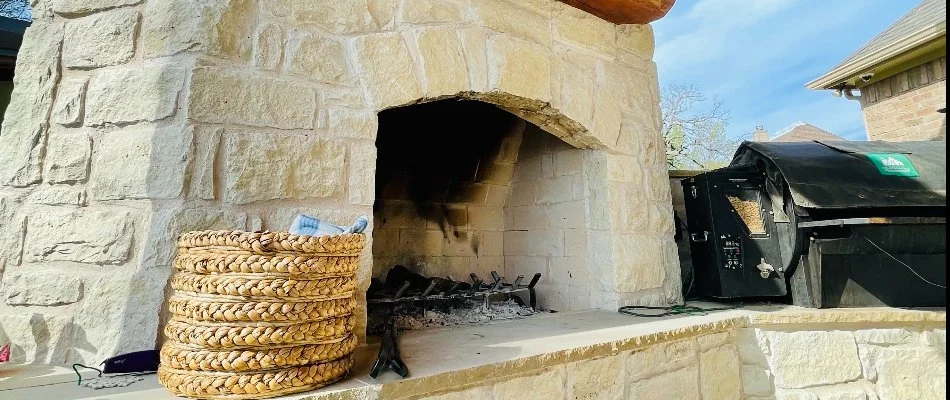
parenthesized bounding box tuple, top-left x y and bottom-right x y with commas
(690, 231, 709, 243)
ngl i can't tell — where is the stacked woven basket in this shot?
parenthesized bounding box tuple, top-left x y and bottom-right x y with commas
(158, 230, 365, 399)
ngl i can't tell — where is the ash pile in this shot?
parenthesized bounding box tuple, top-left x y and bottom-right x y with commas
(367, 265, 546, 334)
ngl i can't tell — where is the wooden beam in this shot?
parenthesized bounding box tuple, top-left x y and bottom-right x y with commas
(559, 0, 676, 24)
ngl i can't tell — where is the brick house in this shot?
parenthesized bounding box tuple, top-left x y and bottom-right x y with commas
(807, 0, 946, 142)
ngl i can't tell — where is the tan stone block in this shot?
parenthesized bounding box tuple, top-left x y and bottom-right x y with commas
(508, 205, 549, 230)
(697, 332, 732, 351)
(413, 27, 470, 97)
(617, 24, 655, 60)
(699, 345, 742, 400)
(506, 181, 538, 206)
(353, 32, 423, 109)
(553, 3, 616, 56)
(51, 76, 88, 126)
(400, 0, 465, 24)
(607, 154, 643, 184)
(224, 132, 345, 204)
(541, 152, 556, 178)
(141, 0, 253, 60)
(742, 365, 775, 397)
(400, 229, 445, 257)
(51, 0, 141, 14)
(85, 64, 187, 126)
(567, 354, 623, 400)
(505, 230, 563, 257)
(327, 108, 378, 140)
(647, 201, 675, 235)
(628, 366, 700, 400)
(0, 195, 25, 272)
(348, 141, 377, 206)
(26, 186, 87, 207)
(488, 36, 553, 103)
(475, 163, 515, 185)
(90, 125, 192, 200)
(189, 126, 222, 200)
(767, 331, 862, 389)
(478, 231, 504, 257)
(254, 23, 283, 70)
(468, 206, 504, 231)
(485, 184, 510, 206)
(512, 156, 542, 183)
(549, 200, 585, 228)
(553, 51, 596, 129)
(0, 22, 63, 186)
(548, 256, 587, 287)
(612, 234, 666, 292)
(473, 0, 551, 45)
(371, 228, 399, 257)
(852, 328, 917, 346)
(321, 86, 367, 108)
(459, 28, 491, 92)
(62, 10, 138, 69)
(537, 175, 574, 204)
(564, 228, 588, 258)
(505, 255, 547, 282)
(627, 338, 698, 380)
(555, 149, 584, 176)
(188, 67, 316, 129)
(533, 282, 569, 310)
(286, 30, 353, 85)
(876, 347, 946, 400)
(25, 208, 134, 264)
(418, 386, 493, 400)
(0, 312, 74, 364)
(3, 269, 82, 306)
(44, 130, 91, 184)
(263, 0, 394, 35)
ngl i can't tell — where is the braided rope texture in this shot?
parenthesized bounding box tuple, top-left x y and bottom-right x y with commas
(166, 296, 356, 323)
(160, 230, 363, 399)
(160, 335, 358, 372)
(175, 252, 359, 276)
(158, 357, 353, 399)
(177, 231, 366, 255)
(170, 272, 357, 298)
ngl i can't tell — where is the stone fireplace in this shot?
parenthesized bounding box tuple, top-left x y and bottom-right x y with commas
(0, 0, 681, 365)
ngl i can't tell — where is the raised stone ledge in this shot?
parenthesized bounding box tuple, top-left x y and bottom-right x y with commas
(3, 306, 945, 399)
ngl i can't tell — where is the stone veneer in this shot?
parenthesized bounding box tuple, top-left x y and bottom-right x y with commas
(0, 0, 678, 365)
(306, 309, 946, 400)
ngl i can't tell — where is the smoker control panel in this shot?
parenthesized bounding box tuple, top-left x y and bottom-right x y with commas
(720, 234, 743, 270)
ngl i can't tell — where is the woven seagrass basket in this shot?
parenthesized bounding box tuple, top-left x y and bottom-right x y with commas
(158, 230, 365, 399)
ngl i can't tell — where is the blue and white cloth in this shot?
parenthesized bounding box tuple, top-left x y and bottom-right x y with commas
(289, 215, 368, 236)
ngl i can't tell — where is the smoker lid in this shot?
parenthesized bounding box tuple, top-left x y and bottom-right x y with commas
(731, 140, 947, 209)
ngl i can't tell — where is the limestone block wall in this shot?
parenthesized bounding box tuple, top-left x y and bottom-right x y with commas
(739, 325, 946, 399)
(372, 101, 527, 281)
(0, 0, 675, 364)
(505, 125, 591, 310)
(385, 314, 946, 400)
(860, 57, 947, 141)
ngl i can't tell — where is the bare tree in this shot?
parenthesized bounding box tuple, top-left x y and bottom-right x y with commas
(0, 0, 31, 21)
(661, 83, 738, 170)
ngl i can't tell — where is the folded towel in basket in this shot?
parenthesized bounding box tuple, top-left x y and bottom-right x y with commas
(290, 215, 368, 236)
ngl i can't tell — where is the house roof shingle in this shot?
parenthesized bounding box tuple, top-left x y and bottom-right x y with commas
(770, 122, 848, 143)
(807, 0, 947, 89)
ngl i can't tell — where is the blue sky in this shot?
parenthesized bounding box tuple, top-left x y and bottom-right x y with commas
(653, 0, 919, 141)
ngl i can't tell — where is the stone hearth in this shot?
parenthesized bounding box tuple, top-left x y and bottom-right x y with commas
(0, 0, 679, 365)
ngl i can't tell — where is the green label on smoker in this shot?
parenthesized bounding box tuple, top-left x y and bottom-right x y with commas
(867, 153, 920, 177)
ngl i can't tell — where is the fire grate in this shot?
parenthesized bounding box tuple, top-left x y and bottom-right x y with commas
(367, 265, 542, 309)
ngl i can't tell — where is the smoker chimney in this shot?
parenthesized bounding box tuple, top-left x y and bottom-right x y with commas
(752, 125, 770, 142)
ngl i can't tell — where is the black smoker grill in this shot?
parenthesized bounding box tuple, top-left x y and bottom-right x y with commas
(682, 140, 946, 308)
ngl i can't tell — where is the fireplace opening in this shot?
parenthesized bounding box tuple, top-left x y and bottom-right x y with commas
(370, 98, 592, 330)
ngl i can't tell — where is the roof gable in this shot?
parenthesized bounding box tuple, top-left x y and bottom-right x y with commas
(771, 122, 848, 143)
